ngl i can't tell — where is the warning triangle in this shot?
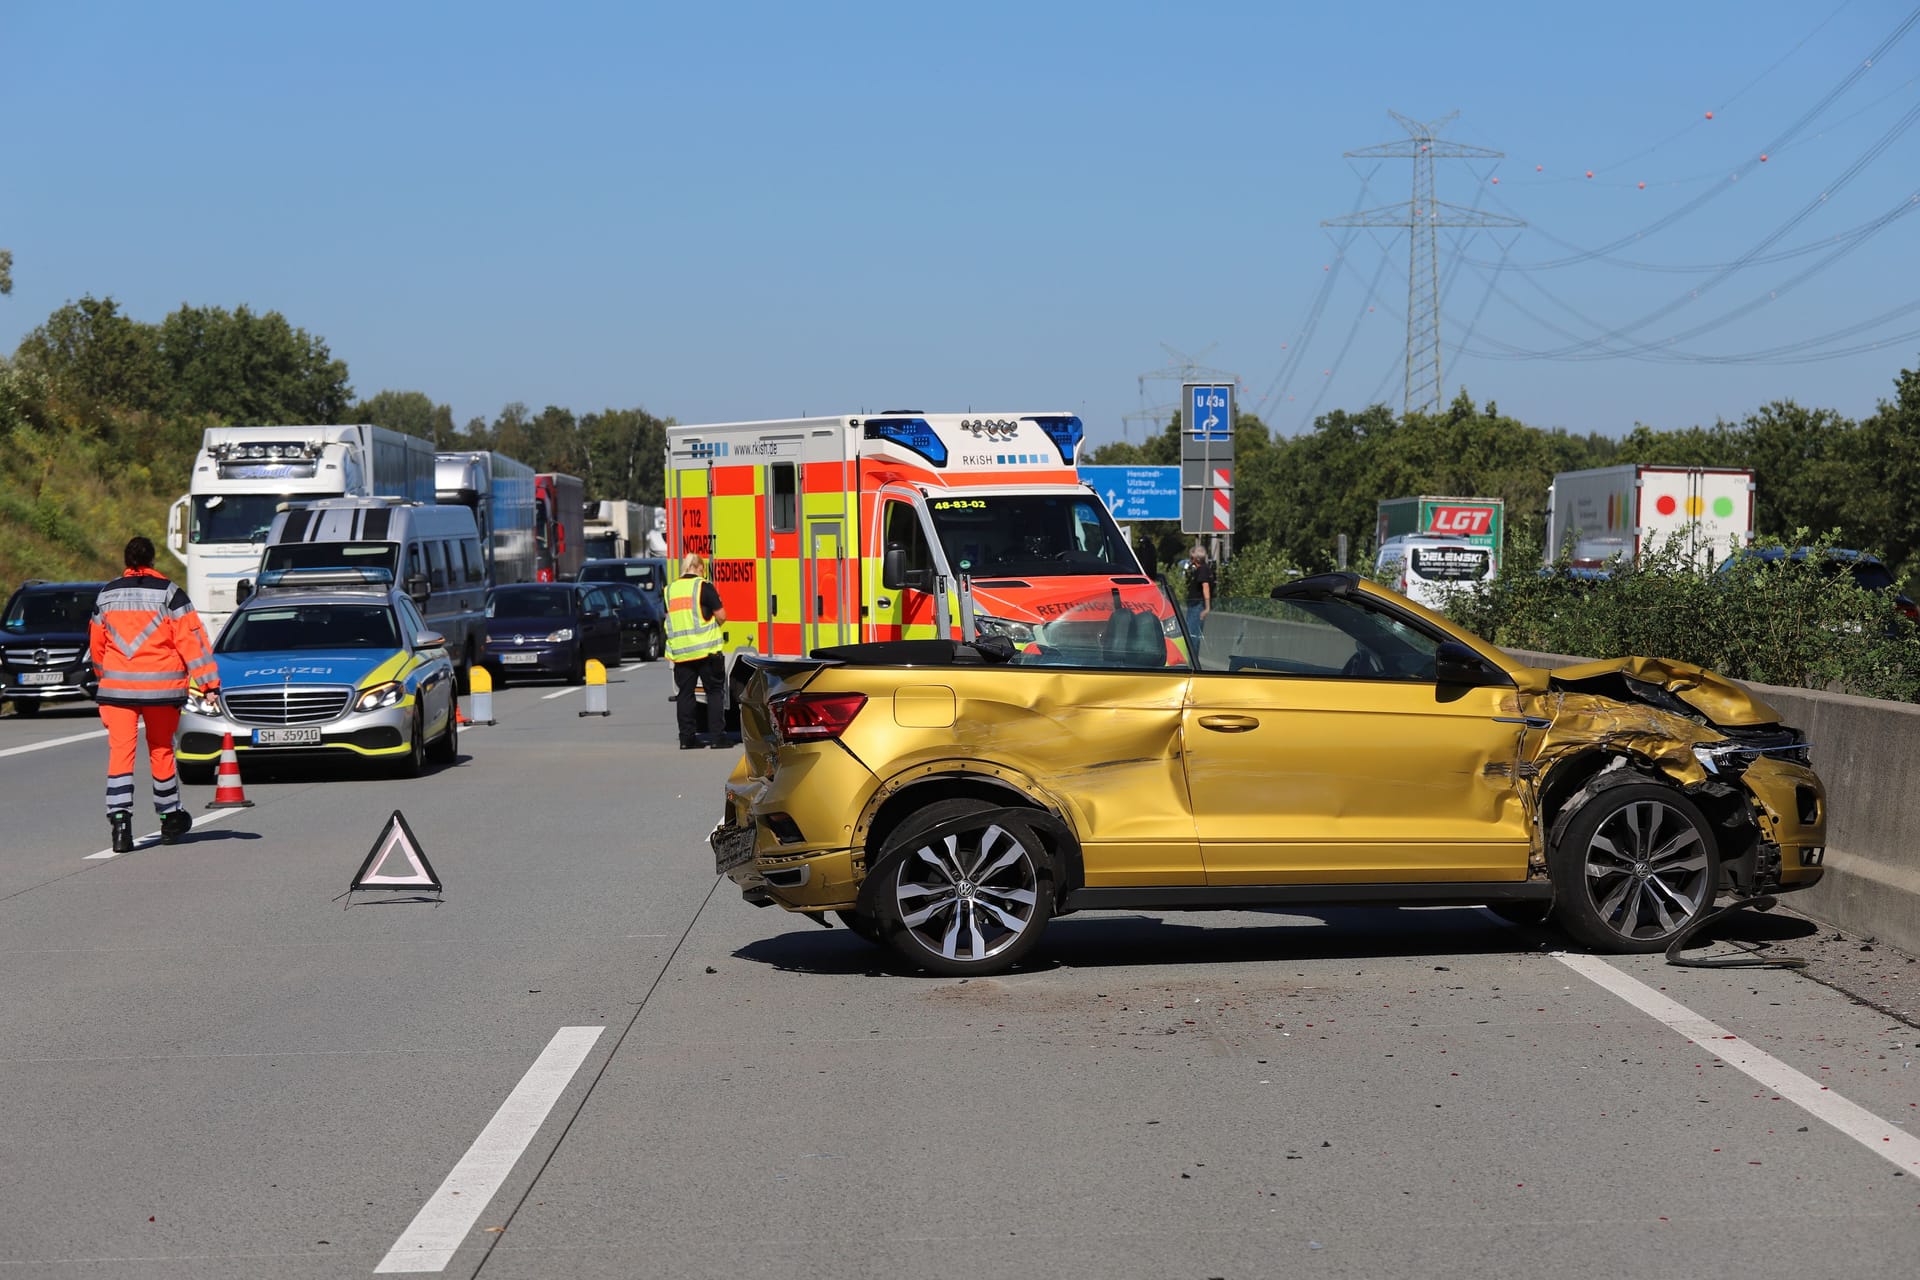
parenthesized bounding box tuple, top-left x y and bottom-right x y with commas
(351, 810, 441, 892)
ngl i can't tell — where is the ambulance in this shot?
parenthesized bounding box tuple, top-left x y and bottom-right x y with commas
(663, 412, 1169, 661)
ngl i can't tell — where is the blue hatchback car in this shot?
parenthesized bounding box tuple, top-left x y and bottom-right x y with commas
(483, 583, 624, 685)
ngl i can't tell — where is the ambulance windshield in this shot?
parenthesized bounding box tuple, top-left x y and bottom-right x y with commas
(926, 494, 1135, 579)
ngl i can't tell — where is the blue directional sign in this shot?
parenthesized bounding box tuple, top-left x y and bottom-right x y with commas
(1081, 466, 1181, 521)
(1187, 383, 1233, 442)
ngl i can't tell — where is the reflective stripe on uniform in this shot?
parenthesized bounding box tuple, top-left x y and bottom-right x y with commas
(664, 577, 723, 662)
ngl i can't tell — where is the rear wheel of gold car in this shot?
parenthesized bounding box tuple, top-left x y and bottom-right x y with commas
(877, 800, 1052, 976)
(1550, 783, 1719, 953)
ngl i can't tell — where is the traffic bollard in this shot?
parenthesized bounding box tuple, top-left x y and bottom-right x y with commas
(579, 659, 610, 717)
(469, 665, 496, 726)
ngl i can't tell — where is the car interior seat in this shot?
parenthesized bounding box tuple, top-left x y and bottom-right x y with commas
(1101, 607, 1165, 668)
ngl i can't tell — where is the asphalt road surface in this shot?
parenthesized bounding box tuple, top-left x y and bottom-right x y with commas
(2, 663, 1916, 1279)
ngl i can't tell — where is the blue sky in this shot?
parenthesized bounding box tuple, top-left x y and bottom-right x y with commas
(4, 1, 1917, 447)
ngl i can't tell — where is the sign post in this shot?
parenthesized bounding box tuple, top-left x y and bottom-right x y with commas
(1180, 383, 1235, 555)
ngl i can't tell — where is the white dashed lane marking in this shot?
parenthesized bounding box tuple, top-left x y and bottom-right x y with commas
(375, 1025, 606, 1273)
(1556, 951, 1920, 1172)
(0, 728, 109, 759)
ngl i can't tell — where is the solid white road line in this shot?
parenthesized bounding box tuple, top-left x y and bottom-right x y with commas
(540, 686, 582, 700)
(0, 728, 108, 759)
(84, 805, 248, 859)
(1556, 951, 1920, 1172)
(375, 1026, 606, 1273)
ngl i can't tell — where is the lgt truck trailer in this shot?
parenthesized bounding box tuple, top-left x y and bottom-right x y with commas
(1545, 464, 1755, 571)
(168, 424, 436, 633)
(1375, 495, 1505, 565)
(436, 450, 537, 586)
(664, 411, 1160, 660)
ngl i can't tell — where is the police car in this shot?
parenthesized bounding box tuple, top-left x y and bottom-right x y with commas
(177, 567, 458, 780)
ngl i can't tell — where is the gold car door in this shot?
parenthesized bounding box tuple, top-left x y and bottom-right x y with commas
(1183, 592, 1532, 885)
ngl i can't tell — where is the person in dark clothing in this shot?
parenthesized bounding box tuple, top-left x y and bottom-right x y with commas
(1184, 543, 1215, 638)
(663, 553, 730, 748)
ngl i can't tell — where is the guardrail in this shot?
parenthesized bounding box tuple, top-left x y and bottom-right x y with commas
(1509, 649, 1920, 956)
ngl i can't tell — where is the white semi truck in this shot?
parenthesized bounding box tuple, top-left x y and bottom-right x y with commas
(581, 500, 666, 561)
(1545, 464, 1755, 572)
(168, 424, 436, 632)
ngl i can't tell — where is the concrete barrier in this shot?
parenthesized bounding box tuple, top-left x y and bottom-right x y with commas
(1508, 648, 1920, 955)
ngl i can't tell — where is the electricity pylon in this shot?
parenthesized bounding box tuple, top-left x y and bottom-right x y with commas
(1131, 343, 1240, 437)
(1324, 112, 1523, 416)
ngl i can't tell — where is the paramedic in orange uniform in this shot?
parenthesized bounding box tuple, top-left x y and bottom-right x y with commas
(89, 537, 220, 852)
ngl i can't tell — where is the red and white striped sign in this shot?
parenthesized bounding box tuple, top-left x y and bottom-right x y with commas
(1211, 467, 1232, 532)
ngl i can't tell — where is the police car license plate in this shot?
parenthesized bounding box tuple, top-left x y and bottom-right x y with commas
(501, 653, 539, 664)
(18, 671, 62, 686)
(254, 727, 322, 746)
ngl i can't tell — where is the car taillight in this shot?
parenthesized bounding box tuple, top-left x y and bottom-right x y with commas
(773, 692, 867, 741)
(1902, 600, 1919, 622)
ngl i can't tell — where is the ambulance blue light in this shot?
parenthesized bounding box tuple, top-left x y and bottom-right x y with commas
(863, 417, 948, 468)
(1032, 415, 1084, 465)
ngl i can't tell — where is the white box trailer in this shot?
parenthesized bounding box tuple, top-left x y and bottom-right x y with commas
(1545, 464, 1755, 571)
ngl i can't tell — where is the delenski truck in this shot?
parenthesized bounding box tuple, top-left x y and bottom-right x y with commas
(664, 411, 1161, 660)
(1546, 465, 1756, 571)
(168, 425, 436, 633)
(436, 450, 537, 585)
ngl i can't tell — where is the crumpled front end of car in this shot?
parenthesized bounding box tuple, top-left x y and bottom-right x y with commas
(1528, 657, 1827, 896)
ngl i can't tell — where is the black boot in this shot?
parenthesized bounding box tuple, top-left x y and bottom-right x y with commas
(159, 809, 192, 845)
(109, 811, 134, 854)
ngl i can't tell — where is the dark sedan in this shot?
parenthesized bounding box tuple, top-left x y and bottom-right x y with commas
(483, 583, 623, 685)
(602, 582, 665, 662)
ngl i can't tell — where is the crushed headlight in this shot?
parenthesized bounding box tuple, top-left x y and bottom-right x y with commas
(185, 687, 223, 716)
(355, 680, 406, 712)
(1692, 743, 1757, 776)
(972, 614, 1035, 645)
(546, 627, 575, 643)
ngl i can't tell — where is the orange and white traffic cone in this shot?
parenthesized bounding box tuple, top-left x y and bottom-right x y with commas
(206, 732, 254, 808)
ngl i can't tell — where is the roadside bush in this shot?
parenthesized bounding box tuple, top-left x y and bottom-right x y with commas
(1446, 529, 1920, 701)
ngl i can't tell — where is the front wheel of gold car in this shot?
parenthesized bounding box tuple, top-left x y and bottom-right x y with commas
(1549, 782, 1720, 954)
(876, 800, 1052, 976)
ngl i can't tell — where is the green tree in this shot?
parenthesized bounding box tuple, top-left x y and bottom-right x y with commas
(1858, 363, 1920, 578)
(13, 296, 166, 420)
(0, 248, 13, 296)
(155, 303, 352, 424)
(350, 389, 453, 445)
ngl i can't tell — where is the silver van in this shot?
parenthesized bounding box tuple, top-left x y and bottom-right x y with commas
(252, 499, 489, 687)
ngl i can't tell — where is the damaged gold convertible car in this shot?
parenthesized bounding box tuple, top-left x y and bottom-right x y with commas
(712, 573, 1825, 976)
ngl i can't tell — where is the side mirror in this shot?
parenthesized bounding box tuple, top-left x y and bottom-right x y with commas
(882, 546, 906, 591)
(1435, 640, 1510, 688)
(415, 630, 447, 650)
(235, 579, 253, 607)
(405, 573, 431, 605)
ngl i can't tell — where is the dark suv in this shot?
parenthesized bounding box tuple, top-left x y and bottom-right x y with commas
(2, 580, 107, 716)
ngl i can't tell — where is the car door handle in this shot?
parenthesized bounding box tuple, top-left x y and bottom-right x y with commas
(1492, 716, 1553, 729)
(1198, 714, 1260, 733)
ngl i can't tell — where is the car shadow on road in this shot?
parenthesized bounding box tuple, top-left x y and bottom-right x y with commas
(733, 906, 1559, 977)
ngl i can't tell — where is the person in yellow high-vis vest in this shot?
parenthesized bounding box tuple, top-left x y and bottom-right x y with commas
(665, 552, 729, 748)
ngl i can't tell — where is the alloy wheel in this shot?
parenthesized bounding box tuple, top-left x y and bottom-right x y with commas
(892, 821, 1041, 964)
(1581, 797, 1711, 942)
